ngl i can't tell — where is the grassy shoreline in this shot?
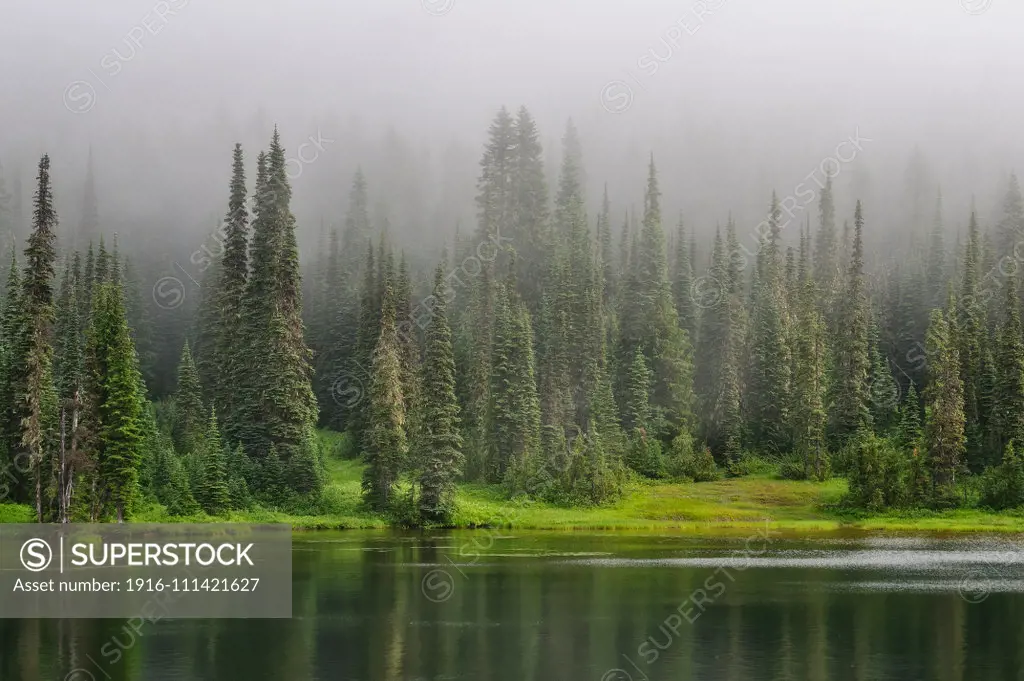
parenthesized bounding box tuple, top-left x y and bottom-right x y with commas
(4, 457, 1024, 533)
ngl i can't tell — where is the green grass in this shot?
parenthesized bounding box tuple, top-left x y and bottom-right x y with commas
(5, 437, 1024, 533)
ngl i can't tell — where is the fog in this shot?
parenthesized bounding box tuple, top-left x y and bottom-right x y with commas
(1, 0, 1021, 263)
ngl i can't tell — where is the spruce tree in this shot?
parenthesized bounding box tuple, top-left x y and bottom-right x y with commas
(416, 263, 464, 523)
(791, 229, 829, 479)
(831, 200, 872, 444)
(460, 264, 494, 480)
(958, 211, 985, 470)
(672, 216, 696, 340)
(487, 276, 542, 486)
(235, 132, 319, 490)
(195, 408, 230, 515)
(615, 156, 692, 436)
(214, 144, 249, 426)
(813, 175, 838, 308)
(21, 155, 60, 521)
(922, 307, 966, 506)
(0, 250, 24, 480)
(87, 281, 145, 522)
(173, 341, 205, 454)
(362, 279, 406, 511)
(747, 193, 792, 454)
(992, 273, 1024, 458)
(349, 239, 378, 448)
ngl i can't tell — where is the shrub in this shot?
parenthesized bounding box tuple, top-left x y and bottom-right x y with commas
(626, 428, 665, 479)
(779, 457, 809, 480)
(847, 434, 907, 510)
(980, 442, 1024, 510)
(726, 451, 776, 478)
(666, 432, 719, 481)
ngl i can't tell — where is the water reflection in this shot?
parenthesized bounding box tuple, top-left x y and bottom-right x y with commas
(2, 532, 1022, 681)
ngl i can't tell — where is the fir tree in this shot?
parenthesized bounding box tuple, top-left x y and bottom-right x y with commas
(672, 215, 696, 339)
(173, 341, 205, 454)
(747, 193, 792, 454)
(21, 155, 60, 521)
(361, 279, 406, 511)
(214, 143, 249, 426)
(616, 156, 692, 436)
(831, 200, 871, 444)
(958, 211, 985, 470)
(922, 307, 966, 506)
(195, 408, 230, 515)
(87, 281, 145, 522)
(992, 273, 1024, 459)
(487, 276, 541, 486)
(791, 230, 829, 479)
(416, 263, 464, 523)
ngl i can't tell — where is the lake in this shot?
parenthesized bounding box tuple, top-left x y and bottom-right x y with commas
(3, 530, 1023, 680)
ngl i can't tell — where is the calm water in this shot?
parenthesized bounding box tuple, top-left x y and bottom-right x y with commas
(3, 530, 1024, 680)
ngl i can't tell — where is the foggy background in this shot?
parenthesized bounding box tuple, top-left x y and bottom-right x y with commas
(0, 0, 1020, 267)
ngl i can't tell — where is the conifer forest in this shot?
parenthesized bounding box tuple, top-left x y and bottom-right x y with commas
(2, 1, 1024, 533)
(2, 107, 1024, 526)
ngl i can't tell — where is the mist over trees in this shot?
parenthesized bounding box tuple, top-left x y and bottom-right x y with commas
(2, 0, 1024, 522)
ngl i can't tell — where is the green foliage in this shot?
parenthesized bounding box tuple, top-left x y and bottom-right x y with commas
(830, 201, 872, 445)
(153, 434, 199, 516)
(923, 306, 966, 507)
(665, 431, 719, 482)
(980, 442, 1024, 510)
(172, 341, 204, 454)
(625, 428, 664, 479)
(415, 264, 464, 524)
(847, 434, 908, 511)
(726, 452, 777, 478)
(487, 278, 542, 486)
(87, 281, 145, 521)
(194, 409, 230, 515)
(361, 280, 407, 511)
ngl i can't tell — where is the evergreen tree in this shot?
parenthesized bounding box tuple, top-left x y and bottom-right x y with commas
(460, 264, 494, 480)
(813, 175, 838, 308)
(487, 276, 541, 486)
(121, 258, 155, 390)
(672, 215, 696, 339)
(958, 211, 985, 470)
(361, 279, 406, 511)
(896, 383, 923, 451)
(235, 132, 319, 490)
(831, 200, 871, 444)
(791, 229, 829, 479)
(615, 156, 692, 436)
(87, 281, 145, 521)
(868, 321, 900, 434)
(623, 345, 652, 435)
(214, 144, 249, 426)
(195, 408, 230, 515)
(747, 193, 792, 454)
(173, 341, 205, 454)
(511, 107, 550, 309)
(992, 273, 1024, 459)
(416, 263, 464, 523)
(922, 307, 966, 506)
(153, 434, 199, 516)
(21, 155, 60, 521)
(0, 250, 24, 480)
(350, 238, 379, 447)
